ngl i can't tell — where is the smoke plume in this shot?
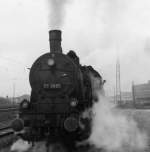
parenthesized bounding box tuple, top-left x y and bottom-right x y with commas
(88, 91, 148, 151)
(47, 0, 68, 29)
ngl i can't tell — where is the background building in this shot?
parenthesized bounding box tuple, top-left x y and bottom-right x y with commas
(133, 81, 150, 106)
(109, 92, 133, 106)
(120, 92, 133, 104)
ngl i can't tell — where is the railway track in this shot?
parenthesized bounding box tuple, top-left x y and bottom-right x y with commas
(1, 108, 150, 152)
(0, 126, 16, 150)
(0, 107, 19, 120)
(0, 107, 18, 112)
(0, 106, 19, 131)
(0, 126, 13, 137)
(0, 106, 19, 149)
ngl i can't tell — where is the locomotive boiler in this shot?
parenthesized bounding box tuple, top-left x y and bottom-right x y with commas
(11, 30, 105, 150)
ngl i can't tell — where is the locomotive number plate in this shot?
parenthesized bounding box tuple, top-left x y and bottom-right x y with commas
(43, 83, 62, 89)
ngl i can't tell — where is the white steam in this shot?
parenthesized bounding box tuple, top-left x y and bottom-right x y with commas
(11, 139, 32, 152)
(10, 140, 47, 152)
(47, 0, 68, 29)
(89, 94, 148, 151)
(11, 140, 66, 152)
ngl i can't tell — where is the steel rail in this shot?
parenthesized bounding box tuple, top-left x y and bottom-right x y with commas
(0, 126, 13, 138)
(0, 107, 18, 138)
(0, 107, 18, 112)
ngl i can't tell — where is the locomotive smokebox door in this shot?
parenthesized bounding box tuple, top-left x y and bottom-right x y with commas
(49, 30, 62, 53)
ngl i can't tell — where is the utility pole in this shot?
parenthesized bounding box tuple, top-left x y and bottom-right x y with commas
(116, 58, 122, 105)
(114, 87, 116, 104)
(13, 83, 15, 104)
(132, 81, 136, 108)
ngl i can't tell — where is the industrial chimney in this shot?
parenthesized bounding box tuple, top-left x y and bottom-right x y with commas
(49, 30, 62, 53)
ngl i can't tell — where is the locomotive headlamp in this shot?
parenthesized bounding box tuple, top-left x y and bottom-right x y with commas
(70, 98, 78, 107)
(47, 58, 55, 66)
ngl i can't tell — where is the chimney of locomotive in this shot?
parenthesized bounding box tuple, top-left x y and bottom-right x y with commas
(49, 30, 62, 53)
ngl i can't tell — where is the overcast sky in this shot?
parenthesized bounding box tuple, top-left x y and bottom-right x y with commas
(0, 0, 150, 97)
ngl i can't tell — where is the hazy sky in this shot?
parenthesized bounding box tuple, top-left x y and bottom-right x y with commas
(0, 0, 150, 97)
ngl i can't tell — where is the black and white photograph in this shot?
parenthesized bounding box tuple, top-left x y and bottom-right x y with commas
(0, 0, 150, 152)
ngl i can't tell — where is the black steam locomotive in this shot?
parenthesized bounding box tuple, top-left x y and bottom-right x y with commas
(11, 30, 105, 150)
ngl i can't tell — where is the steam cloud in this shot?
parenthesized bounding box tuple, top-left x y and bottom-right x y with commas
(11, 139, 32, 152)
(88, 89, 148, 151)
(11, 140, 66, 152)
(47, 0, 68, 29)
(10, 140, 46, 152)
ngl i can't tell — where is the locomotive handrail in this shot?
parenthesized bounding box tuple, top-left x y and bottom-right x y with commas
(39, 68, 74, 72)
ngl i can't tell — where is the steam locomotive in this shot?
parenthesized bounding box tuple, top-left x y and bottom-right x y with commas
(11, 30, 105, 150)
